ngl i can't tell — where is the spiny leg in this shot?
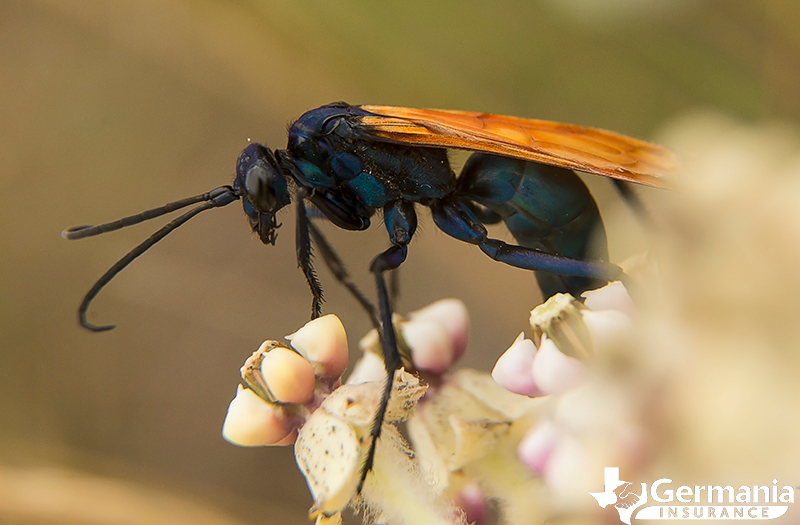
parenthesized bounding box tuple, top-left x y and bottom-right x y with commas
(358, 243, 408, 493)
(295, 188, 323, 319)
(388, 268, 400, 313)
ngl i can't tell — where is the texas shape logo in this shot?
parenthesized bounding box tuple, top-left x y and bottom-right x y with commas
(590, 467, 647, 525)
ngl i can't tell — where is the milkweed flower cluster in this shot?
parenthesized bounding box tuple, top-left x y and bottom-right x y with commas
(221, 286, 646, 524)
(221, 289, 639, 524)
(221, 303, 473, 525)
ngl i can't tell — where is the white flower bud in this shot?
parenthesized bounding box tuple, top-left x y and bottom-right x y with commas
(286, 314, 349, 378)
(222, 385, 294, 446)
(409, 298, 469, 360)
(260, 347, 316, 404)
(581, 281, 634, 316)
(580, 309, 634, 355)
(492, 332, 542, 397)
(402, 318, 454, 374)
(531, 336, 586, 395)
(346, 351, 386, 385)
(517, 419, 558, 475)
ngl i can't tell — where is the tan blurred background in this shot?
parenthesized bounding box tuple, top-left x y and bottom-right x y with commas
(2, 1, 799, 523)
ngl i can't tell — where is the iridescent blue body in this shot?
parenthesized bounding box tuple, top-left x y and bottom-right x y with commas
(236, 102, 608, 298)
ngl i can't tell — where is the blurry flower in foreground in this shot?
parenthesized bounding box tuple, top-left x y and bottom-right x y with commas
(406, 369, 547, 525)
(490, 281, 644, 510)
(492, 282, 633, 398)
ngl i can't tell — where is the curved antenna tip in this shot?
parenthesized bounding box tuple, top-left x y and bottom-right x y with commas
(61, 226, 90, 240)
(83, 322, 117, 332)
(79, 315, 117, 332)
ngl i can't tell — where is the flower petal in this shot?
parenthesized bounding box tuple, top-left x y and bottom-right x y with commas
(531, 336, 586, 395)
(222, 386, 294, 446)
(286, 314, 349, 378)
(260, 347, 316, 404)
(492, 332, 542, 397)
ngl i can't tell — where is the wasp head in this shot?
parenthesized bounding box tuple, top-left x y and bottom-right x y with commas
(234, 143, 291, 245)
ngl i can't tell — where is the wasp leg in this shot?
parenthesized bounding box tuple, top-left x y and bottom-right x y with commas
(295, 188, 324, 319)
(357, 199, 417, 492)
(388, 268, 400, 312)
(359, 243, 408, 493)
(306, 220, 380, 329)
(431, 198, 629, 287)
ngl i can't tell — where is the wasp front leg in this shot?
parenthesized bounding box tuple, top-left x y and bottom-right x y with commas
(295, 188, 324, 319)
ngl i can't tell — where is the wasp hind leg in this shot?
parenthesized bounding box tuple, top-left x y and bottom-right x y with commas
(430, 197, 630, 291)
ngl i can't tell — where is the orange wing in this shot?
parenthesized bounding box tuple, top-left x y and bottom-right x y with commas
(357, 105, 677, 188)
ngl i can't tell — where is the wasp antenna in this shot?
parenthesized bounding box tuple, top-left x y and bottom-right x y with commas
(76, 187, 240, 332)
(61, 186, 238, 240)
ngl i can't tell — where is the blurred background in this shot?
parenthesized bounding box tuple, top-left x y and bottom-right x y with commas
(2, 1, 800, 523)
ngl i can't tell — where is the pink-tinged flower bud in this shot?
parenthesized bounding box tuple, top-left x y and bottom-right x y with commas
(518, 420, 558, 475)
(346, 351, 386, 385)
(581, 281, 634, 316)
(531, 336, 586, 395)
(492, 332, 542, 397)
(580, 309, 634, 355)
(260, 347, 316, 404)
(402, 318, 454, 374)
(222, 385, 294, 446)
(455, 483, 488, 524)
(286, 314, 348, 379)
(409, 298, 469, 360)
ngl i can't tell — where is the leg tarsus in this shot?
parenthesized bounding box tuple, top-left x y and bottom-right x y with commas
(358, 364, 395, 494)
